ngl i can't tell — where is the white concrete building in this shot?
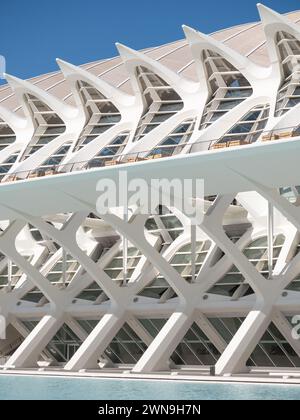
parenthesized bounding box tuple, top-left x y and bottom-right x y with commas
(0, 4, 300, 376)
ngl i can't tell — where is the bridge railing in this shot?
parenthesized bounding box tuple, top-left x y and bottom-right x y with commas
(0, 125, 299, 183)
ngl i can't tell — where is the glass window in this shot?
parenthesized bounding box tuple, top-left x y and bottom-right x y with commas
(214, 105, 270, 146)
(208, 234, 284, 298)
(171, 322, 220, 366)
(200, 50, 253, 129)
(147, 119, 195, 158)
(21, 94, 66, 162)
(74, 81, 121, 151)
(275, 31, 300, 116)
(104, 323, 147, 364)
(133, 66, 183, 142)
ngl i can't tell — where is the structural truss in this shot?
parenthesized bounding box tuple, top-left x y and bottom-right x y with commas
(0, 5, 300, 376)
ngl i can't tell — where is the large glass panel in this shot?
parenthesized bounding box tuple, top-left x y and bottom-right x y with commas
(275, 32, 300, 117)
(146, 119, 195, 158)
(104, 247, 142, 285)
(200, 50, 252, 129)
(0, 117, 16, 152)
(138, 318, 168, 338)
(145, 211, 184, 241)
(171, 322, 220, 366)
(0, 153, 18, 177)
(21, 94, 66, 160)
(285, 239, 300, 291)
(38, 143, 72, 170)
(74, 81, 121, 151)
(139, 239, 211, 301)
(0, 256, 32, 290)
(208, 235, 284, 298)
(46, 252, 80, 286)
(168, 241, 211, 282)
(75, 281, 108, 303)
(215, 104, 270, 145)
(104, 323, 147, 364)
(23, 321, 82, 364)
(133, 66, 183, 142)
(250, 322, 300, 368)
(87, 132, 129, 167)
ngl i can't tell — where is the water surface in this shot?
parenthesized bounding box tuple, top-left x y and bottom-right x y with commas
(0, 375, 299, 400)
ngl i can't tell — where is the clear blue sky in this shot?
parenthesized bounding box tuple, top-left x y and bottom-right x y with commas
(0, 0, 299, 82)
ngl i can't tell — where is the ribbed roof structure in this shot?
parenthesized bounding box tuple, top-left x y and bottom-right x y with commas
(1, 9, 300, 115)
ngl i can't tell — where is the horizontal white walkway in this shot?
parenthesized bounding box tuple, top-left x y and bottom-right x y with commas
(0, 138, 299, 219)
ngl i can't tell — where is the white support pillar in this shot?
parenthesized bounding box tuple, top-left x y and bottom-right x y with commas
(132, 311, 194, 373)
(5, 315, 63, 368)
(65, 316, 116, 368)
(215, 308, 272, 375)
(64, 313, 125, 371)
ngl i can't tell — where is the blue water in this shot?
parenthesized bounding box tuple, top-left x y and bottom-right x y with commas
(0, 375, 299, 400)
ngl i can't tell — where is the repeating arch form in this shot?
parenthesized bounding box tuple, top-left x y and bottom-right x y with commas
(275, 32, 300, 117)
(1, 4, 300, 378)
(0, 106, 28, 177)
(0, 117, 16, 152)
(200, 49, 253, 130)
(216, 104, 270, 145)
(132, 66, 184, 142)
(74, 80, 121, 151)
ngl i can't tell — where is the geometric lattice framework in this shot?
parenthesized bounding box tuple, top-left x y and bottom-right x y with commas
(200, 50, 253, 130)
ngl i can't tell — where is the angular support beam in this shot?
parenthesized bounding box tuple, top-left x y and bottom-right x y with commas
(195, 313, 227, 353)
(5, 315, 63, 368)
(64, 316, 88, 342)
(64, 313, 125, 371)
(132, 311, 194, 373)
(215, 307, 272, 375)
(126, 316, 153, 347)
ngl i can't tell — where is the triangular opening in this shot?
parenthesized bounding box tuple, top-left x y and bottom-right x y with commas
(248, 321, 300, 368)
(275, 31, 300, 117)
(0, 255, 33, 292)
(75, 281, 109, 304)
(21, 93, 65, 160)
(104, 243, 144, 286)
(22, 321, 83, 365)
(87, 131, 129, 168)
(74, 80, 121, 151)
(133, 66, 183, 142)
(207, 234, 285, 298)
(146, 118, 196, 158)
(103, 322, 148, 365)
(0, 117, 17, 178)
(0, 323, 24, 359)
(200, 49, 252, 129)
(214, 104, 270, 146)
(77, 320, 148, 366)
(144, 207, 184, 243)
(171, 322, 221, 366)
